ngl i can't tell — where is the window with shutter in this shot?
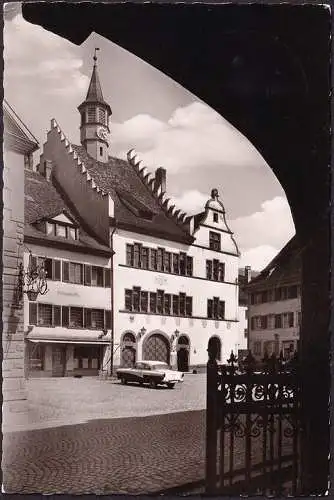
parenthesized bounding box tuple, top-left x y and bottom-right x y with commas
(126, 244, 134, 266)
(186, 256, 193, 276)
(186, 296, 193, 316)
(142, 247, 149, 269)
(172, 295, 179, 316)
(150, 249, 157, 270)
(104, 268, 111, 287)
(150, 292, 157, 313)
(62, 306, 69, 327)
(105, 310, 112, 329)
(140, 291, 148, 312)
(62, 261, 69, 282)
(173, 254, 179, 274)
(84, 309, 92, 328)
(125, 290, 133, 311)
(179, 293, 186, 316)
(29, 302, 38, 325)
(219, 301, 225, 320)
(164, 294, 171, 315)
(207, 299, 213, 319)
(206, 260, 212, 280)
(54, 260, 61, 281)
(53, 306, 61, 326)
(84, 265, 92, 285)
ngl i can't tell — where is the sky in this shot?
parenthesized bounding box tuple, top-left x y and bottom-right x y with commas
(4, 3, 295, 271)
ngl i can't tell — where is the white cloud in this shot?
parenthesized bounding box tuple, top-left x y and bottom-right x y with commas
(239, 245, 279, 272)
(231, 196, 295, 252)
(112, 102, 267, 175)
(4, 11, 88, 144)
(170, 190, 209, 215)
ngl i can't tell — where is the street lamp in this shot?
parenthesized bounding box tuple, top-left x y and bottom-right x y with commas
(16, 251, 48, 304)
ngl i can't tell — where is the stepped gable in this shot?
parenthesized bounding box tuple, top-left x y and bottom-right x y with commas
(24, 170, 111, 254)
(71, 144, 194, 244)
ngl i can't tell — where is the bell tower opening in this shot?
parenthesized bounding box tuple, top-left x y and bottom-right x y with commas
(77, 48, 112, 163)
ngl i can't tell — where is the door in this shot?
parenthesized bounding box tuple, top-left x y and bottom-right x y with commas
(142, 334, 170, 363)
(177, 348, 189, 372)
(52, 345, 66, 377)
(121, 346, 136, 367)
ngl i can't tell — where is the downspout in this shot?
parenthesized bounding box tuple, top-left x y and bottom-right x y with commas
(109, 226, 116, 377)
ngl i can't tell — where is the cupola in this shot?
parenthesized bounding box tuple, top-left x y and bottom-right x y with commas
(78, 48, 112, 163)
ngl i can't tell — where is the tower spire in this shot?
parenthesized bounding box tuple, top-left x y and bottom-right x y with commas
(78, 49, 112, 163)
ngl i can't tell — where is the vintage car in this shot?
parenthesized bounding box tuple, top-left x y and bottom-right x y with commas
(116, 360, 184, 389)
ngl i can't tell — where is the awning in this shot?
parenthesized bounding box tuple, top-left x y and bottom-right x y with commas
(26, 327, 112, 345)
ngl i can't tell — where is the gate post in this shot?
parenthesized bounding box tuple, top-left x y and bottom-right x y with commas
(206, 339, 219, 494)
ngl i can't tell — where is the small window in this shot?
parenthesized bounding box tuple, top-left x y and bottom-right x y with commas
(186, 297, 193, 317)
(209, 231, 221, 251)
(68, 227, 77, 240)
(84, 265, 92, 286)
(179, 253, 186, 276)
(164, 294, 171, 315)
(100, 146, 103, 157)
(56, 224, 67, 238)
(206, 260, 212, 280)
(62, 306, 69, 327)
(91, 266, 104, 287)
(46, 222, 55, 235)
(172, 295, 180, 316)
(142, 247, 149, 269)
(91, 309, 104, 329)
(172, 254, 179, 274)
(253, 341, 261, 356)
(133, 288, 140, 311)
(213, 212, 218, 223)
(104, 268, 111, 288)
(157, 290, 164, 314)
(150, 292, 157, 313)
(150, 249, 157, 270)
(186, 256, 193, 276)
(275, 314, 282, 329)
(125, 290, 133, 311)
(207, 299, 213, 319)
(54, 306, 61, 327)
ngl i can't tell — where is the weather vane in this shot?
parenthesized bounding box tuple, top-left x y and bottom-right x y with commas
(93, 47, 100, 64)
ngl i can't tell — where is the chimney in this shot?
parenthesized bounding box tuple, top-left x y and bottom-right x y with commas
(154, 167, 166, 194)
(245, 265, 252, 283)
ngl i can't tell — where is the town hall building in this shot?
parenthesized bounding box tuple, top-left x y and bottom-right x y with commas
(24, 53, 247, 376)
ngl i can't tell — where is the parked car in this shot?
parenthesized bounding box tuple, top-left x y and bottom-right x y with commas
(116, 360, 184, 389)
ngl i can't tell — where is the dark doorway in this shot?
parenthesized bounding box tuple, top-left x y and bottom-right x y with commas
(177, 348, 189, 372)
(52, 345, 66, 377)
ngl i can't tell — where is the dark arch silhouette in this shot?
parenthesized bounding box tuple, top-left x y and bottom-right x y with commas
(21, 4, 331, 494)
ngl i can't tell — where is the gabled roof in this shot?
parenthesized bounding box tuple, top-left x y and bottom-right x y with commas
(4, 100, 39, 154)
(71, 144, 194, 244)
(25, 170, 111, 255)
(245, 235, 301, 290)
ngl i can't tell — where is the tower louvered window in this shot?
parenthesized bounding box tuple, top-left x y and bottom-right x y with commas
(98, 108, 106, 124)
(87, 106, 96, 123)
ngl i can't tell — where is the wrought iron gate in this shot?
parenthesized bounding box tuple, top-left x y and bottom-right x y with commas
(206, 347, 301, 495)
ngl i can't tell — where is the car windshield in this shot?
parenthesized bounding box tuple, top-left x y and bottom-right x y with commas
(149, 363, 171, 370)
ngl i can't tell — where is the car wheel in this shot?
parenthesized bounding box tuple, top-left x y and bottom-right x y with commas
(167, 383, 175, 389)
(149, 379, 157, 389)
(139, 380, 144, 386)
(121, 377, 127, 385)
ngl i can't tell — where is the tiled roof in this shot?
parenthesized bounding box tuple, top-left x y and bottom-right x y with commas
(24, 170, 111, 254)
(71, 145, 193, 244)
(246, 236, 301, 290)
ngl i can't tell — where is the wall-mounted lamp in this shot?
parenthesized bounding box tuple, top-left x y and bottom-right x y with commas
(170, 329, 180, 345)
(16, 252, 48, 303)
(137, 326, 146, 341)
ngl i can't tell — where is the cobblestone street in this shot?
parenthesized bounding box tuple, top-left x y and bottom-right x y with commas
(3, 374, 206, 494)
(3, 410, 205, 494)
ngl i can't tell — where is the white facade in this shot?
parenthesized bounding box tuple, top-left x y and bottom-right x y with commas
(112, 196, 244, 370)
(248, 286, 301, 360)
(24, 243, 112, 377)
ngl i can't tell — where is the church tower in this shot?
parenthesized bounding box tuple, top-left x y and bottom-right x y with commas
(78, 48, 112, 163)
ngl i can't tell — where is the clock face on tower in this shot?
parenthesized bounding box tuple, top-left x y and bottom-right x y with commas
(96, 127, 108, 142)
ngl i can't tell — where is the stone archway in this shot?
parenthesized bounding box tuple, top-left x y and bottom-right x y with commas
(208, 336, 222, 362)
(121, 331, 136, 367)
(142, 333, 170, 364)
(177, 335, 190, 372)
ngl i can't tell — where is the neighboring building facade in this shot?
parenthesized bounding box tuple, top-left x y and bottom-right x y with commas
(26, 54, 244, 372)
(23, 165, 113, 377)
(237, 266, 259, 356)
(3, 100, 39, 413)
(245, 236, 301, 361)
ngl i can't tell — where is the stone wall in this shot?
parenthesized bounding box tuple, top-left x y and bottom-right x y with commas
(2, 149, 27, 417)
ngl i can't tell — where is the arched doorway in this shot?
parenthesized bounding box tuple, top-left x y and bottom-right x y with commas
(208, 336, 222, 362)
(121, 332, 136, 367)
(177, 335, 190, 372)
(142, 333, 170, 364)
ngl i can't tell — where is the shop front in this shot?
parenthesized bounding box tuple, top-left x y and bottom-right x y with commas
(26, 328, 111, 377)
